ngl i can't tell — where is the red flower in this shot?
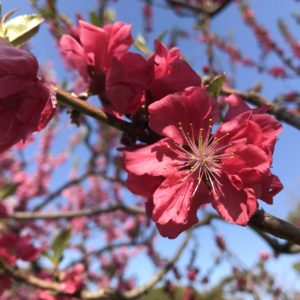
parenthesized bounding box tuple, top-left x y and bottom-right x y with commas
(123, 87, 282, 238)
(60, 21, 153, 114)
(148, 40, 202, 102)
(0, 275, 10, 296)
(0, 38, 56, 153)
(268, 67, 287, 78)
(60, 20, 133, 78)
(0, 231, 42, 264)
(105, 53, 154, 114)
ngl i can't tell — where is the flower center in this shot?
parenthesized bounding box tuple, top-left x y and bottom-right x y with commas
(171, 120, 232, 196)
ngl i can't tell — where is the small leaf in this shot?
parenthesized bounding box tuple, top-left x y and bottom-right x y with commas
(293, 261, 300, 273)
(1, 8, 19, 26)
(157, 30, 168, 42)
(0, 183, 17, 200)
(206, 73, 226, 99)
(134, 34, 152, 56)
(89, 11, 101, 27)
(50, 227, 71, 267)
(4, 14, 44, 46)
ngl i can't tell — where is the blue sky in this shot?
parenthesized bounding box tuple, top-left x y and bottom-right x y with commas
(3, 0, 300, 296)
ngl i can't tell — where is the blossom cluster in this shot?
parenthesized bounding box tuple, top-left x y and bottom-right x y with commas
(0, 38, 56, 153)
(59, 21, 283, 238)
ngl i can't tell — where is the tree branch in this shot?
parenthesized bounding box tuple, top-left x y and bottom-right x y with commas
(54, 85, 156, 143)
(165, 0, 232, 17)
(250, 225, 300, 254)
(54, 85, 133, 131)
(4, 204, 145, 221)
(195, 210, 300, 251)
(222, 87, 300, 130)
(249, 210, 300, 246)
(81, 230, 192, 299)
(0, 258, 61, 292)
(0, 231, 190, 299)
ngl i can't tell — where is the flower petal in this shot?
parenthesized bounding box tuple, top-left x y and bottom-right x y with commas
(152, 172, 210, 238)
(222, 144, 271, 183)
(126, 173, 164, 197)
(224, 93, 250, 121)
(79, 20, 109, 71)
(252, 172, 283, 204)
(212, 176, 258, 225)
(123, 139, 178, 177)
(149, 86, 217, 144)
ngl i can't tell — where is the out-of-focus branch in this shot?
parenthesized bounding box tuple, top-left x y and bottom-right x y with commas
(165, 0, 232, 17)
(195, 210, 300, 250)
(250, 225, 300, 254)
(81, 230, 192, 299)
(3, 205, 145, 221)
(222, 87, 300, 130)
(32, 171, 95, 211)
(32, 170, 122, 211)
(0, 258, 61, 292)
(4, 204, 145, 221)
(250, 210, 300, 246)
(0, 231, 190, 299)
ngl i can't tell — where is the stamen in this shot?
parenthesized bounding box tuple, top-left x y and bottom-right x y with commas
(170, 122, 230, 196)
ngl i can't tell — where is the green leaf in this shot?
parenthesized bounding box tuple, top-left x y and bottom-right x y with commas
(0, 183, 17, 200)
(4, 14, 44, 46)
(207, 73, 226, 99)
(157, 30, 168, 42)
(134, 34, 152, 56)
(89, 11, 101, 27)
(294, 261, 300, 273)
(47, 227, 71, 267)
(1, 8, 19, 25)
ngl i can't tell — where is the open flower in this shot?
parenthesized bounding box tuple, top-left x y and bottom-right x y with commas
(123, 87, 282, 238)
(59, 20, 134, 80)
(60, 21, 153, 115)
(0, 38, 56, 153)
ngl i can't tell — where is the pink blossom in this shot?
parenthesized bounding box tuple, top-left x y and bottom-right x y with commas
(59, 264, 84, 294)
(123, 87, 282, 238)
(0, 231, 41, 264)
(0, 275, 11, 296)
(268, 67, 287, 78)
(148, 40, 202, 102)
(105, 53, 154, 114)
(182, 286, 197, 300)
(259, 251, 271, 261)
(60, 20, 133, 79)
(0, 38, 56, 153)
(187, 267, 199, 281)
(60, 21, 153, 114)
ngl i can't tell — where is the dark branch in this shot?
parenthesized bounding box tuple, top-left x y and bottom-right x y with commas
(222, 87, 300, 130)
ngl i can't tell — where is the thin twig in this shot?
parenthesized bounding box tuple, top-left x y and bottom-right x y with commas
(4, 205, 145, 221)
(0, 258, 61, 292)
(81, 230, 192, 299)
